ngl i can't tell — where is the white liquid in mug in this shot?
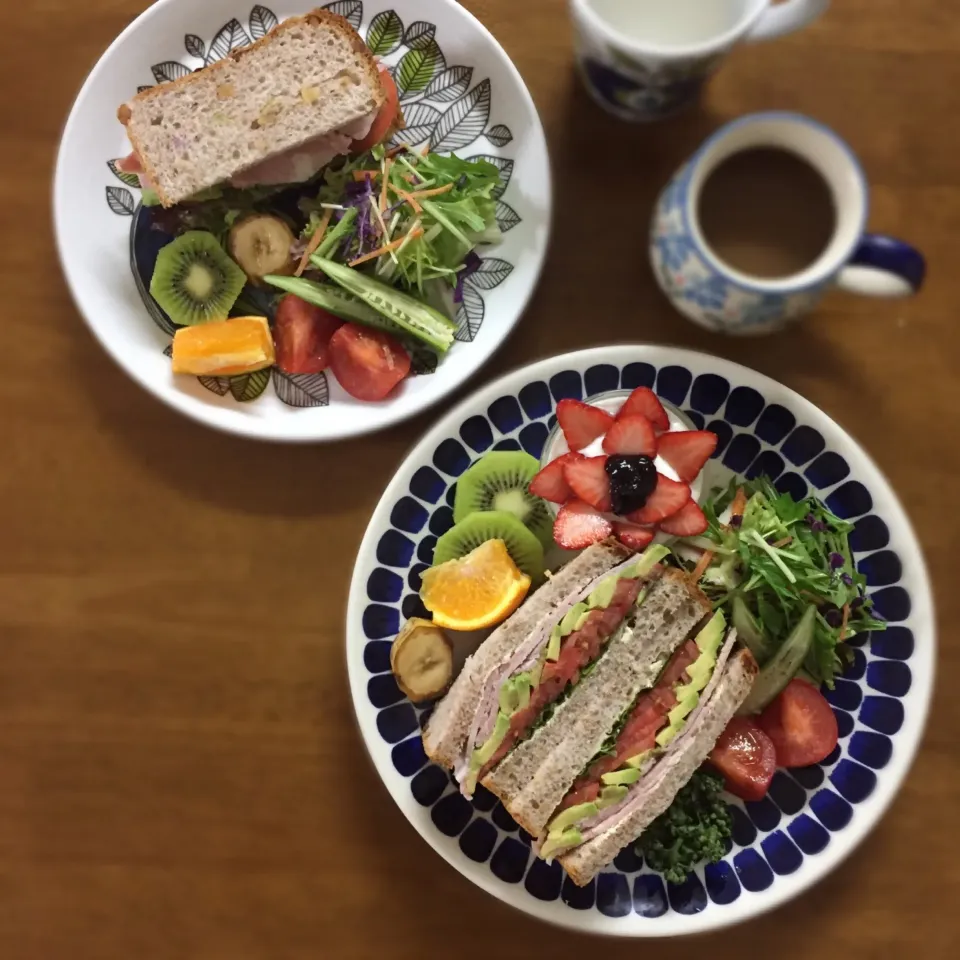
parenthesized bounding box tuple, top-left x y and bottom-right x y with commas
(587, 0, 748, 46)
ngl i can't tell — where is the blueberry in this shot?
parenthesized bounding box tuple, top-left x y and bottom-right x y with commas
(605, 455, 658, 515)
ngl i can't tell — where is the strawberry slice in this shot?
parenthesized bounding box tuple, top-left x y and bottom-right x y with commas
(612, 521, 656, 551)
(557, 399, 615, 451)
(657, 430, 718, 483)
(529, 452, 583, 504)
(627, 474, 690, 524)
(617, 387, 670, 433)
(660, 499, 709, 536)
(563, 456, 612, 512)
(554, 499, 614, 550)
(602, 414, 658, 457)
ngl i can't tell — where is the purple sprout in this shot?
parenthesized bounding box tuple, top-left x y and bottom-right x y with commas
(730, 514, 743, 529)
(824, 607, 843, 628)
(850, 596, 864, 611)
(454, 250, 483, 304)
(841, 573, 854, 587)
(829, 552, 845, 569)
(806, 513, 828, 533)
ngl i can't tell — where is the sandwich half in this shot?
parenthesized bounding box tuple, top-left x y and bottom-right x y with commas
(480, 568, 711, 836)
(116, 9, 397, 207)
(423, 541, 706, 810)
(543, 633, 758, 886)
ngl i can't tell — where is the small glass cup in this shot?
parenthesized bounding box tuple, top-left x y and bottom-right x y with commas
(540, 389, 704, 512)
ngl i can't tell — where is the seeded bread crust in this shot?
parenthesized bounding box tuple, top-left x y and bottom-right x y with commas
(483, 570, 712, 836)
(558, 647, 758, 886)
(117, 9, 386, 206)
(422, 540, 632, 770)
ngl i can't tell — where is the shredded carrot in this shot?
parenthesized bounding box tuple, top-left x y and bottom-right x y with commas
(420, 144, 430, 156)
(730, 486, 748, 521)
(294, 208, 332, 277)
(408, 182, 454, 199)
(379, 158, 393, 212)
(838, 602, 850, 644)
(352, 169, 379, 182)
(385, 144, 406, 159)
(771, 536, 793, 549)
(691, 550, 715, 583)
(348, 227, 424, 266)
(397, 188, 422, 214)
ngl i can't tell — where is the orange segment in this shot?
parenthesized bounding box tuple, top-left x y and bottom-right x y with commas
(171, 315, 275, 376)
(419, 539, 531, 631)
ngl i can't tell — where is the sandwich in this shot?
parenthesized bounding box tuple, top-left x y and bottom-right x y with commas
(115, 9, 402, 207)
(422, 539, 758, 886)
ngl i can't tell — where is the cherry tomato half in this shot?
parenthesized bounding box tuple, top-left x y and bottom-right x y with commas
(273, 295, 343, 374)
(759, 678, 839, 768)
(708, 716, 777, 802)
(328, 323, 410, 401)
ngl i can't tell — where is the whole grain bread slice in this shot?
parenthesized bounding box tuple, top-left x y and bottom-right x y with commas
(118, 9, 385, 206)
(558, 647, 758, 886)
(422, 540, 632, 770)
(483, 570, 711, 836)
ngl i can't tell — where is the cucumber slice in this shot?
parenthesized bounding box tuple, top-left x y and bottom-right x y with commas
(738, 603, 817, 715)
(312, 257, 456, 352)
(265, 275, 394, 329)
(731, 596, 773, 664)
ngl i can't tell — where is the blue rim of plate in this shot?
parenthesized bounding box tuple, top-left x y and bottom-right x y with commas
(346, 345, 934, 936)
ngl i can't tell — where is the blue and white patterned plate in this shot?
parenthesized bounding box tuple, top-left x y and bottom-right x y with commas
(54, 0, 550, 442)
(346, 345, 934, 935)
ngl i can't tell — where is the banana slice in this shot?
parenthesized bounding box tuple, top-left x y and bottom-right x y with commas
(391, 618, 454, 702)
(227, 214, 296, 284)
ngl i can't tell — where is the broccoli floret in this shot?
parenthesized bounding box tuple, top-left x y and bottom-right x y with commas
(637, 769, 732, 884)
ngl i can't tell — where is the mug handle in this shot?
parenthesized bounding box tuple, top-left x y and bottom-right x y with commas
(835, 235, 927, 298)
(747, 0, 830, 41)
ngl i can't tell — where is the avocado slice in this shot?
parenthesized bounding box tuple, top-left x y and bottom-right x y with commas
(601, 766, 641, 787)
(598, 784, 629, 808)
(548, 800, 599, 834)
(695, 611, 726, 653)
(497, 671, 537, 714)
(623, 543, 670, 579)
(654, 612, 728, 749)
(540, 826, 582, 860)
(466, 712, 511, 793)
(625, 749, 654, 769)
(587, 575, 619, 610)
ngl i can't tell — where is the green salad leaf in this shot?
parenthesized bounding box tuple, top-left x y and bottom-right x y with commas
(675, 476, 886, 687)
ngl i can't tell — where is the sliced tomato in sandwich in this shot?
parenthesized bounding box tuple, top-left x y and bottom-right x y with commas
(352, 67, 400, 153)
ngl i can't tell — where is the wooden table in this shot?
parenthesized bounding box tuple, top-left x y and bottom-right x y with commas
(2, 0, 957, 955)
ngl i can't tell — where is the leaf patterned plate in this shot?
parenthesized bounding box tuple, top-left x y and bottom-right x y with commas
(54, 0, 551, 442)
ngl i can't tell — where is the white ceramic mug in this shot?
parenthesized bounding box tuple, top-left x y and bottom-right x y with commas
(649, 112, 926, 335)
(570, 0, 830, 121)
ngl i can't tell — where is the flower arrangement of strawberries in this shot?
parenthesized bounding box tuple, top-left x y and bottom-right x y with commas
(529, 387, 718, 551)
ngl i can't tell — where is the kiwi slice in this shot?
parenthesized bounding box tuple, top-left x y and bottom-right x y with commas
(149, 230, 247, 326)
(453, 451, 553, 548)
(432, 511, 545, 584)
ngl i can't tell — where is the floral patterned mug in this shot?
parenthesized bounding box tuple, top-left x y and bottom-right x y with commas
(649, 112, 926, 335)
(571, 0, 829, 122)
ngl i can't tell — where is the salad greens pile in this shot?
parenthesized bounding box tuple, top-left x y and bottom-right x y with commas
(301, 144, 501, 295)
(679, 476, 886, 687)
(637, 769, 732, 883)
